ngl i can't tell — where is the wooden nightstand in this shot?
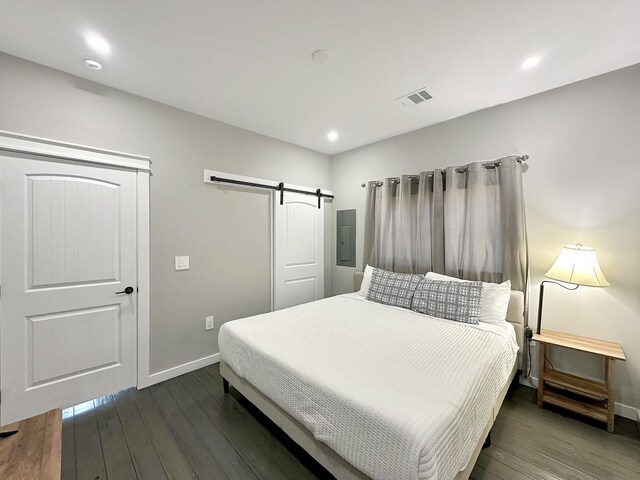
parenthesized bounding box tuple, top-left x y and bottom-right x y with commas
(533, 330, 626, 433)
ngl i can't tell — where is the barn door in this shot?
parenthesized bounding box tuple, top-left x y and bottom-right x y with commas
(273, 192, 324, 310)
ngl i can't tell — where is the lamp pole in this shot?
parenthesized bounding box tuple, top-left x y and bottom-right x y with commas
(536, 280, 579, 334)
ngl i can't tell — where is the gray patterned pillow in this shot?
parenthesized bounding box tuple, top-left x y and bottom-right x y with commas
(411, 278, 483, 324)
(366, 268, 423, 309)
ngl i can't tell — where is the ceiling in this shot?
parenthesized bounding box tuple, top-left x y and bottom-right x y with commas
(1, 1, 639, 155)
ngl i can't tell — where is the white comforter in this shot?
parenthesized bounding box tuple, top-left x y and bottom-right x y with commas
(219, 293, 518, 480)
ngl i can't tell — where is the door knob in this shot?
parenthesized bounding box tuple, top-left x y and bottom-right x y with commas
(115, 286, 135, 295)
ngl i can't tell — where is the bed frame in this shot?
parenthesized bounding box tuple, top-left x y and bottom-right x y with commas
(221, 361, 516, 480)
(220, 273, 525, 480)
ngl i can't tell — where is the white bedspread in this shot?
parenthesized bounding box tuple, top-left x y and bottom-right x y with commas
(219, 293, 518, 480)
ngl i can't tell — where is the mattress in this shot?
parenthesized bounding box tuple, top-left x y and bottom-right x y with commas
(219, 293, 518, 480)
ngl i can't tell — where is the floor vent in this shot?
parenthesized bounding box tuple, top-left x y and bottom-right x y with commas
(396, 88, 433, 107)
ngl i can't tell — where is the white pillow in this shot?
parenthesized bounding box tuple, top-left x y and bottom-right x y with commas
(358, 264, 375, 297)
(424, 272, 511, 325)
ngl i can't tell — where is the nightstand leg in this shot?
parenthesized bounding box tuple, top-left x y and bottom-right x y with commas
(537, 342, 546, 407)
(605, 357, 615, 433)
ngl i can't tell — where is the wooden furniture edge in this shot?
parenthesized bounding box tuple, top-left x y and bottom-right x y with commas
(0, 408, 61, 480)
(533, 330, 625, 361)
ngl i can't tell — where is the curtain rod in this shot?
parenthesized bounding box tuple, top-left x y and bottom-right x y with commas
(361, 154, 528, 187)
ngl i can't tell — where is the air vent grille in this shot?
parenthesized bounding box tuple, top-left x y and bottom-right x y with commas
(396, 88, 433, 107)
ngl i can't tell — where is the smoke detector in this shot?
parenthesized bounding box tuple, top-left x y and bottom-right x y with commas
(83, 58, 103, 70)
(311, 49, 330, 64)
(396, 88, 433, 107)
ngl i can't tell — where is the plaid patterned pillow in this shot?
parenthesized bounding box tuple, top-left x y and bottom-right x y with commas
(411, 278, 483, 324)
(366, 268, 423, 309)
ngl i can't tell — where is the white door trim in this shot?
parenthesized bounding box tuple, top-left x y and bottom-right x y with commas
(0, 130, 151, 171)
(0, 130, 152, 395)
(135, 170, 153, 388)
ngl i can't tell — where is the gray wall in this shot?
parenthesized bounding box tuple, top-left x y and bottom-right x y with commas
(0, 52, 332, 374)
(2, 51, 638, 416)
(330, 64, 640, 413)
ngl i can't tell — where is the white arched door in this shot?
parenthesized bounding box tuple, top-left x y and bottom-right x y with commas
(0, 152, 140, 425)
(273, 192, 324, 311)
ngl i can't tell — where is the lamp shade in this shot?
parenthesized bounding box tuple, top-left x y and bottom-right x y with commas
(545, 244, 609, 287)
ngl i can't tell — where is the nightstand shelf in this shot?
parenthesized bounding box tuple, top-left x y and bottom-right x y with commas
(541, 390, 607, 423)
(533, 330, 626, 432)
(543, 368, 608, 400)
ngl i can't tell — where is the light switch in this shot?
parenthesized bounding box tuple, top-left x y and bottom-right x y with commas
(175, 256, 190, 271)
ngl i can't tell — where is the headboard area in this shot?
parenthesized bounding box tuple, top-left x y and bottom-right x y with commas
(506, 291, 525, 369)
(353, 271, 525, 368)
(354, 271, 364, 291)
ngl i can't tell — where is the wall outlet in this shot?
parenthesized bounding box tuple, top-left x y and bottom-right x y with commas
(175, 256, 190, 271)
(205, 315, 214, 331)
(524, 325, 533, 340)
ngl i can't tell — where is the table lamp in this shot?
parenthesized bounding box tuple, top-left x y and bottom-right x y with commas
(536, 244, 609, 334)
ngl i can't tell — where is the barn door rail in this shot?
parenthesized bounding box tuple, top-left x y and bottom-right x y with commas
(204, 170, 333, 209)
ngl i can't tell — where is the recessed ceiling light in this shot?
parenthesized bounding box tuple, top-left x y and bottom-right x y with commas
(85, 32, 111, 55)
(327, 131, 339, 142)
(83, 58, 103, 70)
(522, 56, 541, 69)
(311, 49, 330, 64)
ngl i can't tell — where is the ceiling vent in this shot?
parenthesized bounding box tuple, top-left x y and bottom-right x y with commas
(396, 88, 433, 107)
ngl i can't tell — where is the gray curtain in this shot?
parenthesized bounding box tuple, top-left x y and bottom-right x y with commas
(362, 155, 528, 291)
(363, 173, 440, 274)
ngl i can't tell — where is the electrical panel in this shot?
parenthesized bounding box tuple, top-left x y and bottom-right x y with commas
(336, 209, 356, 267)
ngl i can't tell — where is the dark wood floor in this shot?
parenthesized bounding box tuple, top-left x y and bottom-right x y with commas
(62, 365, 640, 480)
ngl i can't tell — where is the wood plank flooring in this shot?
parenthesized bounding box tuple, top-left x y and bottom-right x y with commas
(1, 409, 61, 480)
(61, 365, 640, 480)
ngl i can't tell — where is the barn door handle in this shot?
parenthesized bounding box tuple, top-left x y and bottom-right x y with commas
(115, 286, 134, 295)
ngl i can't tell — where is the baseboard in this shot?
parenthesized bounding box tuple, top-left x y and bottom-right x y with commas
(616, 402, 640, 424)
(138, 353, 220, 389)
(527, 375, 540, 388)
(525, 375, 639, 422)
(518, 373, 536, 389)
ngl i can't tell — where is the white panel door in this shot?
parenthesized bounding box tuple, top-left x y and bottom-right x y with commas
(0, 154, 137, 425)
(273, 192, 324, 310)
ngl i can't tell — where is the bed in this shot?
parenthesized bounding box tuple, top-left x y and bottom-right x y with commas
(219, 274, 525, 480)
